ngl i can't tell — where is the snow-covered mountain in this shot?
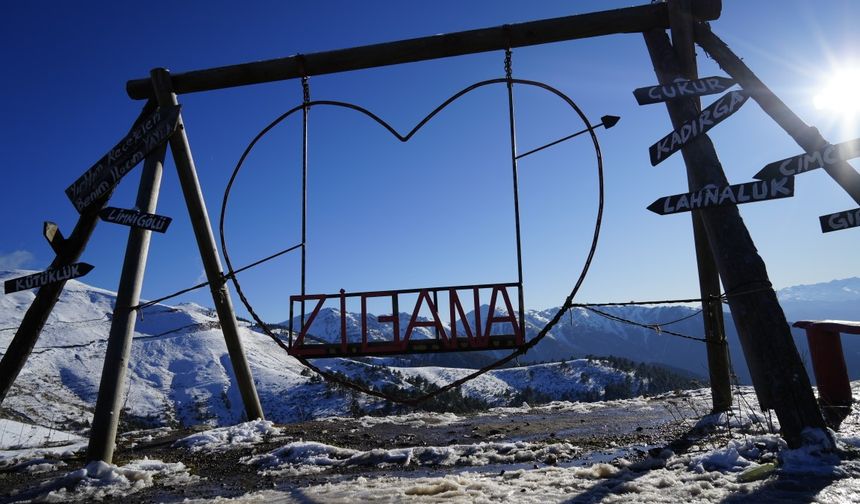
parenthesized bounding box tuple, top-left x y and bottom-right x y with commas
(0, 270, 679, 434)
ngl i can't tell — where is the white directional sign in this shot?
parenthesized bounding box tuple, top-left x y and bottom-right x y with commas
(648, 177, 794, 215)
(65, 105, 180, 213)
(754, 138, 860, 180)
(819, 208, 860, 233)
(4, 263, 94, 294)
(649, 91, 749, 166)
(634, 76, 736, 105)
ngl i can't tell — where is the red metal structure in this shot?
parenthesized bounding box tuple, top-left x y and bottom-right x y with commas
(793, 320, 860, 427)
(288, 283, 523, 357)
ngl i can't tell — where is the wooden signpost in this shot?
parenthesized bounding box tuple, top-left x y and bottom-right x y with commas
(649, 90, 748, 165)
(633, 75, 735, 105)
(820, 208, 860, 233)
(4, 263, 94, 294)
(98, 207, 172, 233)
(65, 105, 181, 213)
(647, 176, 795, 215)
(754, 138, 860, 180)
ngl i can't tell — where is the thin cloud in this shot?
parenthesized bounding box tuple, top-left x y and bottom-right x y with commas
(0, 250, 35, 270)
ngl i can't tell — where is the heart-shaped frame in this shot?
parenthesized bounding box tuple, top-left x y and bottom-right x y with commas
(219, 77, 605, 405)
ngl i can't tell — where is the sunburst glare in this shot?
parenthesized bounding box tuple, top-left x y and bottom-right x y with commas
(813, 67, 860, 116)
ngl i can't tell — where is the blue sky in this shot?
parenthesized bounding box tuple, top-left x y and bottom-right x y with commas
(1, 1, 859, 321)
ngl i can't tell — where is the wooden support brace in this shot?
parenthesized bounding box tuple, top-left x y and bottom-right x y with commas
(644, 29, 826, 448)
(43, 221, 66, 255)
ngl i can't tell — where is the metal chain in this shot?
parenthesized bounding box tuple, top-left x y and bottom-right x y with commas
(302, 76, 310, 105)
(504, 48, 513, 80)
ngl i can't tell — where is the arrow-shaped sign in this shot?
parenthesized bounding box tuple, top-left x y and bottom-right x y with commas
(754, 137, 860, 180)
(634, 76, 736, 105)
(649, 90, 749, 166)
(647, 177, 795, 215)
(65, 105, 181, 213)
(819, 208, 860, 233)
(98, 207, 172, 233)
(4, 263, 94, 295)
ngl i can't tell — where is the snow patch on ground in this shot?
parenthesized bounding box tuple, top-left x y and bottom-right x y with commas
(174, 419, 281, 452)
(245, 440, 581, 476)
(323, 411, 463, 428)
(12, 458, 196, 502)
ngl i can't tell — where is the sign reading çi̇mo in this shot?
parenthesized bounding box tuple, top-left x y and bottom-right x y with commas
(4, 263, 94, 295)
(754, 138, 860, 180)
(648, 177, 795, 215)
(65, 105, 181, 213)
(649, 90, 749, 166)
(99, 207, 172, 233)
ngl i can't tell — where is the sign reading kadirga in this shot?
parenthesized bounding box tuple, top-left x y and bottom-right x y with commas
(98, 207, 172, 233)
(65, 105, 181, 213)
(649, 90, 749, 166)
(647, 177, 795, 215)
(4, 263, 94, 294)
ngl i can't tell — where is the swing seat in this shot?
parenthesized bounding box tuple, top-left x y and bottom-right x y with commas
(287, 282, 525, 358)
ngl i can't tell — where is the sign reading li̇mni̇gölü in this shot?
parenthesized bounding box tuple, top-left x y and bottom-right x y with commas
(819, 208, 860, 233)
(647, 177, 794, 215)
(633, 76, 736, 105)
(65, 105, 181, 213)
(4, 263, 94, 294)
(649, 90, 749, 166)
(753, 138, 860, 180)
(98, 207, 172, 233)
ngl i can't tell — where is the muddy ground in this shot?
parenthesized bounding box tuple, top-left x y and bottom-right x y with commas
(0, 392, 727, 502)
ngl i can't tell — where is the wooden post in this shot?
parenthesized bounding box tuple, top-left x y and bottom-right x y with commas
(149, 68, 265, 422)
(694, 23, 860, 205)
(0, 102, 156, 405)
(86, 132, 167, 464)
(125, 1, 723, 100)
(667, 0, 732, 412)
(643, 29, 825, 447)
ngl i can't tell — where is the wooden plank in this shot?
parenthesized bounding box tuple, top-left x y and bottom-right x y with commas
(649, 90, 748, 165)
(754, 138, 860, 180)
(65, 105, 180, 213)
(647, 176, 794, 215)
(819, 207, 860, 233)
(42, 221, 65, 255)
(125, 1, 723, 99)
(98, 207, 172, 233)
(633, 76, 735, 105)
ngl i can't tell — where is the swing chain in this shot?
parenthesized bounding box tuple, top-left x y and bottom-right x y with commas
(503, 24, 513, 80)
(302, 76, 310, 105)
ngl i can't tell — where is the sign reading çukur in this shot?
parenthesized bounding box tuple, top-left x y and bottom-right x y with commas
(754, 138, 860, 180)
(633, 76, 736, 105)
(4, 263, 94, 294)
(98, 207, 172, 233)
(65, 105, 181, 213)
(819, 208, 860, 233)
(647, 177, 795, 215)
(649, 90, 749, 166)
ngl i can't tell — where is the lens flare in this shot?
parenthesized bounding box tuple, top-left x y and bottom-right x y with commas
(813, 68, 860, 116)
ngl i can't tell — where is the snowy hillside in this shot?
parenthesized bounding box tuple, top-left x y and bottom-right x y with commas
(0, 270, 683, 434)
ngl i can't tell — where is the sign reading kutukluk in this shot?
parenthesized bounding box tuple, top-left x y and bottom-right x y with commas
(649, 90, 749, 166)
(633, 76, 736, 105)
(98, 207, 172, 233)
(4, 263, 94, 295)
(65, 105, 181, 213)
(819, 208, 860, 233)
(647, 177, 795, 215)
(754, 138, 860, 180)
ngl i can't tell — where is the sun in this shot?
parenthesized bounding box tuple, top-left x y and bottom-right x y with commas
(813, 67, 860, 117)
